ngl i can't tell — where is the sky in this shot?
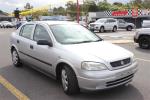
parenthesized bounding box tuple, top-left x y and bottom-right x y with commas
(0, 0, 130, 13)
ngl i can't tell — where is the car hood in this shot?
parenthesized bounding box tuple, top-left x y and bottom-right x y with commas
(63, 41, 133, 62)
(90, 22, 103, 25)
(137, 28, 150, 33)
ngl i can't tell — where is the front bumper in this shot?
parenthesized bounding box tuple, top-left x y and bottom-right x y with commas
(77, 61, 138, 90)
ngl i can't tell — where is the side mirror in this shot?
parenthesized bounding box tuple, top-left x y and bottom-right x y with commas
(37, 40, 53, 47)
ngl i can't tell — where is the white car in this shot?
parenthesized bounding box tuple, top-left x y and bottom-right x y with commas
(0, 22, 3, 28)
(134, 28, 150, 49)
(118, 19, 135, 31)
(89, 18, 118, 32)
(1, 21, 14, 28)
(10, 21, 138, 95)
(142, 20, 150, 28)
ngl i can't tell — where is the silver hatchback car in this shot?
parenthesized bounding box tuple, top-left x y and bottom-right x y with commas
(10, 21, 138, 95)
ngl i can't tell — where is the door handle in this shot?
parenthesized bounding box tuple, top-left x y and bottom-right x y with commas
(30, 45, 34, 49)
(17, 40, 19, 44)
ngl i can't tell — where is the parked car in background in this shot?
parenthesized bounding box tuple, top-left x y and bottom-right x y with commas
(134, 28, 150, 49)
(10, 21, 138, 95)
(1, 21, 14, 28)
(142, 20, 150, 28)
(88, 18, 118, 33)
(0, 22, 3, 28)
(118, 19, 135, 31)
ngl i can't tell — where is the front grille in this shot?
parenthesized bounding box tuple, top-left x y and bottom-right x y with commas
(90, 24, 95, 27)
(110, 58, 131, 68)
(106, 74, 134, 87)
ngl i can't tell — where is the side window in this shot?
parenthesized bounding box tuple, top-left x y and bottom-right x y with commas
(108, 19, 116, 23)
(33, 25, 51, 42)
(119, 20, 124, 23)
(20, 24, 34, 39)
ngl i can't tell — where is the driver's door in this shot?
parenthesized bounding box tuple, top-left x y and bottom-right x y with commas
(29, 24, 57, 73)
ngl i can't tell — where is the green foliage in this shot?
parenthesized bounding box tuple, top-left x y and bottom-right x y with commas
(98, 1, 111, 11)
(22, 0, 150, 19)
(53, 7, 66, 15)
(66, 1, 76, 17)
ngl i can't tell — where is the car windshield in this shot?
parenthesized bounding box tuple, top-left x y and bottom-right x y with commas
(50, 24, 102, 44)
(95, 19, 106, 23)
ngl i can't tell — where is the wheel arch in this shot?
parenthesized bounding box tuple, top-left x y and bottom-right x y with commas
(126, 25, 133, 29)
(55, 61, 78, 80)
(138, 34, 150, 42)
(10, 45, 19, 54)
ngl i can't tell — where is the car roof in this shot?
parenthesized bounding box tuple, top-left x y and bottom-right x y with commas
(28, 21, 78, 25)
(99, 18, 116, 20)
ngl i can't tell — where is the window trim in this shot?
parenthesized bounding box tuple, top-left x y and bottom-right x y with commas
(19, 24, 35, 40)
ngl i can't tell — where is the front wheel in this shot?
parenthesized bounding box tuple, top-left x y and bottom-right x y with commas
(126, 26, 133, 31)
(99, 26, 105, 33)
(139, 36, 150, 49)
(61, 66, 79, 95)
(11, 49, 22, 67)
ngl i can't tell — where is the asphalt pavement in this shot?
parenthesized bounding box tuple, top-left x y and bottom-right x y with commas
(0, 28, 150, 100)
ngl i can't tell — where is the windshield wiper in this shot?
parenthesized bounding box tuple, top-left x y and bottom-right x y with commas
(65, 39, 103, 44)
(68, 40, 93, 44)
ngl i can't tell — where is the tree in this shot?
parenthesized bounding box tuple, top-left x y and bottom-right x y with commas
(53, 7, 66, 15)
(87, 1, 99, 12)
(113, 2, 123, 6)
(98, 1, 111, 11)
(66, 1, 77, 17)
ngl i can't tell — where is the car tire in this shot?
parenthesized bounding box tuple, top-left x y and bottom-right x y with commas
(99, 26, 104, 33)
(126, 26, 132, 31)
(61, 65, 79, 95)
(139, 36, 150, 49)
(11, 49, 22, 67)
(112, 26, 117, 32)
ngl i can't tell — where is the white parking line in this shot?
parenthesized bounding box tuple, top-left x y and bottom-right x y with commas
(136, 58, 150, 62)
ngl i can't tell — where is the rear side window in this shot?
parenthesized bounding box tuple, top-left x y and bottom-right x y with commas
(20, 24, 34, 39)
(108, 19, 116, 23)
(119, 19, 125, 23)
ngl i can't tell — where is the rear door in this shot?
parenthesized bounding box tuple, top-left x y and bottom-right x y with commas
(17, 24, 35, 64)
(109, 19, 117, 30)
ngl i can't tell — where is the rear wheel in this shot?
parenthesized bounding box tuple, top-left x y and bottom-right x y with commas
(11, 49, 22, 67)
(61, 65, 79, 95)
(139, 36, 150, 49)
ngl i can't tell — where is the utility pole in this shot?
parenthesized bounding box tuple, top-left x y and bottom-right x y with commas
(77, 0, 80, 23)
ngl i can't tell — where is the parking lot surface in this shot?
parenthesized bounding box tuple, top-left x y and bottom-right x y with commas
(0, 29, 150, 100)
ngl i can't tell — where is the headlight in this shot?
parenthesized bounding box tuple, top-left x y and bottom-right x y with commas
(81, 62, 107, 71)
